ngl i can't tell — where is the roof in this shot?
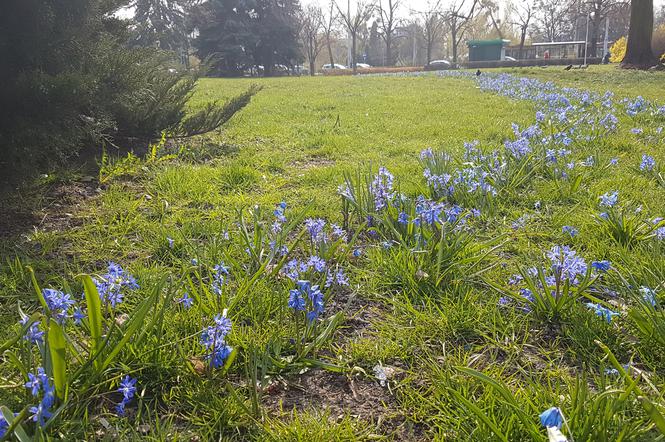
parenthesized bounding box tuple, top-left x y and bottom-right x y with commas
(467, 39, 511, 47)
(532, 41, 586, 46)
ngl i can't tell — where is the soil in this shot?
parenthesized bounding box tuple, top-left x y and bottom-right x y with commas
(0, 178, 99, 241)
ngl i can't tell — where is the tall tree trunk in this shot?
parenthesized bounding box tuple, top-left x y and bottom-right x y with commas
(352, 34, 357, 72)
(623, 0, 658, 68)
(385, 36, 392, 66)
(309, 59, 315, 76)
(589, 14, 602, 57)
(426, 39, 432, 64)
(519, 28, 527, 59)
(451, 27, 458, 64)
(327, 37, 335, 67)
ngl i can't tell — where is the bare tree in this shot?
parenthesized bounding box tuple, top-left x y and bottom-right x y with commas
(623, 0, 658, 67)
(417, 0, 445, 64)
(335, 0, 375, 72)
(533, 0, 572, 42)
(323, 1, 338, 67)
(584, 0, 628, 57)
(508, 0, 534, 59)
(377, 0, 400, 65)
(443, 0, 481, 64)
(299, 5, 325, 75)
(481, 0, 504, 38)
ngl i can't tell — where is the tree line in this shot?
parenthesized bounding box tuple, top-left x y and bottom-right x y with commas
(139, 0, 663, 75)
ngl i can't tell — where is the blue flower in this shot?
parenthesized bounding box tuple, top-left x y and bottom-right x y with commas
(586, 302, 619, 323)
(118, 376, 137, 401)
(307, 255, 326, 273)
(639, 286, 657, 307)
(211, 263, 229, 295)
(115, 375, 136, 416)
(73, 307, 85, 325)
(331, 224, 346, 240)
(29, 402, 52, 427)
(599, 191, 618, 208)
(371, 167, 395, 211)
(289, 280, 324, 321)
(304, 218, 327, 242)
(25, 371, 42, 396)
(199, 314, 233, 369)
(539, 407, 563, 429)
(21, 318, 44, 345)
(115, 400, 127, 416)
(640, 154, 656, 172)
(508, 274, 523, 286)
(96, 262, 138, 307)
(115, 375, 138, 415)
(547, 245, 587, 282)
(512, 214, 529, 230)
(42, 288, 76, 323)
(200, 315, 232, 348)
(288, 289, 306, 311)
(520, 288, 534, 303)
(167, 237, 175, 248)
(177, 292, 194, 308)
(609, 157, 618, 166)
(352, 248, 362, 257)
(397, 212, 409, 225)
(0, 413, 7, 438)
(562, 226, 578, 237)
(332, 269, 349, 286)
(591, 260, 611, 272)
(210, 344, 233, 368)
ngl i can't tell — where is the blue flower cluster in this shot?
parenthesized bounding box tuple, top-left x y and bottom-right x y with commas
(211, 263, 229, 296)
(370, 167, 395, 211)
(200, 314, 233, 368)
(586, 302, 619, 323)
(546, 245, 588, 283)
(42, 288, 76, 324)
(95, 262, 139, 307)
(24, 367, 55, 427)
(288, 280, 324, 321)
(20, 317, 44, 345)
(115, 375, 137, 416)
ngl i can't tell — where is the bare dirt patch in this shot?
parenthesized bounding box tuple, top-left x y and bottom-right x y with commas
(0, 178, 99, 240)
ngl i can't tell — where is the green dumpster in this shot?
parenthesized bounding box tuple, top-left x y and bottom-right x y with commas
(467, 39, 510, 61)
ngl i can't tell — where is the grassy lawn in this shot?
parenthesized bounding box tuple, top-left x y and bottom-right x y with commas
(1, 66, 665, 440)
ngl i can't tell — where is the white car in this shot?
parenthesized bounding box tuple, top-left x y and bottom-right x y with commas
(355, 63, 371, 68)
(425, 59, 453, 70)
(504, 56, 517, 61)
(322, 63, 347, 70)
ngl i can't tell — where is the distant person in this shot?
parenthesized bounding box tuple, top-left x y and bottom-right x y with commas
(603, 52, 611, 64)
(544, 50, 550, 60)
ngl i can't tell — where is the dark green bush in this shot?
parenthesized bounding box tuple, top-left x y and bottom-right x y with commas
(0, 0, 256, 183)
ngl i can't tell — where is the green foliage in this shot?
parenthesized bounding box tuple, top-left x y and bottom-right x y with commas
(191, 0, 302, 76)
(0, 0, 259, 183)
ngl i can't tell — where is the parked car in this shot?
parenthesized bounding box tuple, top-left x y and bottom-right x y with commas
(355, 63, 371, 69)
(322, 63, 347, 70)
(424, 59, 453, 70)
(504, 56, 517, 61)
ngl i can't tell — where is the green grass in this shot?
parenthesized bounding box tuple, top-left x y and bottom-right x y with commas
(1, 66, 665, 440)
